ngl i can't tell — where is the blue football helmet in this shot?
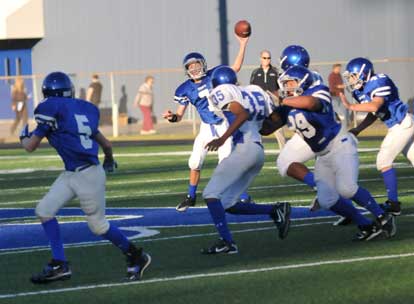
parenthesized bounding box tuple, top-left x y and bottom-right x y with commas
(343, 57, 374, 91)
(280, 45, 310, 71)
(211, 66, 237, 88)
(182, 52, 207, 80)
(278, 66, 314, 97)
(312, 71, 324, 85)
(42, 72, 74, 98)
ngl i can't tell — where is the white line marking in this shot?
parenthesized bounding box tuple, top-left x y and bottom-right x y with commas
(3, 181, 414, 206)
(0, 251, 413, 299)
(0, 219, 334, 254)
(0, 147, 380, 171)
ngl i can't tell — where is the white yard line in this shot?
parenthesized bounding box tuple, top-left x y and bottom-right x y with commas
(2, 175, 414, 206)
(0, 147, 379, 161)
(0, 219, 333, 254)
(0, 251, 412, 299)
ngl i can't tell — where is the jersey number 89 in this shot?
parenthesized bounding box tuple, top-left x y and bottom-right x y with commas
(288, 112, 316, 138)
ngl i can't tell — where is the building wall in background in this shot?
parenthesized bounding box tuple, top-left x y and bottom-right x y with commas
(31, 0, 414, 119)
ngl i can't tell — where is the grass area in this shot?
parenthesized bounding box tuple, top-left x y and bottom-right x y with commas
(0, 139, 413, 303)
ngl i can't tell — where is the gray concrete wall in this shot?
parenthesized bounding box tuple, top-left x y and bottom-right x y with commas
(32, 0, 414, 119)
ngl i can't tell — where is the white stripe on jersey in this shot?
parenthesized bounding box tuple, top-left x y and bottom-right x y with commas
(173, 96, 189, 104)
(35, 114, 58, 130)
(312, 90, 331, 103)
(370, 86, 391, 99)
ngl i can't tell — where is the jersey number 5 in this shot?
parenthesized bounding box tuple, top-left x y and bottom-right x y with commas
(288, 112, 316, 138)
(75, 114, 93, 149)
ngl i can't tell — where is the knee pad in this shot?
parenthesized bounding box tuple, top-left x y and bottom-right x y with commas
(276, 153, 292, 177)
(35, 201, 55, 219)
(202, 188, 218, 201)
(337, 183, 358, 199)
(87, 216, 110, 235)
(376, 151, 393, 171)
(188, 154, 203, 170)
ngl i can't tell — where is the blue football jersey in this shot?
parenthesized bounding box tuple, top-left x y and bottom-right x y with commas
(352, 74, 407, 128)
(174, 65, 224, 124)
(277, 85, 341, 153)
(32, 97, 100, 171)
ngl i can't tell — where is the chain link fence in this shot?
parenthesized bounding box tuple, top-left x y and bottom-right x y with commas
(1, 57, 413, 139)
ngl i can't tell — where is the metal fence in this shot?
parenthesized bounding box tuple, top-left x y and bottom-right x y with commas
(1, 57, 413, 138)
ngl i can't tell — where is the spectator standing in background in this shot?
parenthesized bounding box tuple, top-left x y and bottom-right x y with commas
(86, 74, 103, 107)
(134, 76, 156, 135)
(10, 77, 29, 135)
(328, 64, 349, 128)
(250, 50, 286, 149)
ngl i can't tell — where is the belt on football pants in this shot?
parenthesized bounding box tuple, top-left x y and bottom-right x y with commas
(73, 163, 94, 172)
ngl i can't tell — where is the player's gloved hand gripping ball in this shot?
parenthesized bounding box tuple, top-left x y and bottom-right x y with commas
(103, 157, 118, 173)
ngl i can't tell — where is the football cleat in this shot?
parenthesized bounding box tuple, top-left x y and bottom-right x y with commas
(31, 259, 72, 284)
(381, 214, 397, 238)
(239, 195, 252, 204)
(271, 202, 291, 239)
(125, 245, 151, 281)
(354, 222, 382, 241)
(380, 200, 401, 216)
(201, 239, 238, 255)
(333, 216, 353, 226)
(377, 212, 397, 238)
(176, 195, 196, 212)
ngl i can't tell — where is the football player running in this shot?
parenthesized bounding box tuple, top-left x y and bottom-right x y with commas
(263, 66, 396, 241)
(163, 35, 251, 212)
(276, 45, 319, 201)
(20, 72, 151, 283)
(340, 57, 411, 216)
(200, 66, 291, 254)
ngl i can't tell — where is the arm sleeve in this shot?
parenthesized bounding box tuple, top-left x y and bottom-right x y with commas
(32, 101, 58, 138)
(311, 87, 332, 111)
(173, 84, 190, 106)
(369, 76, 392, 99)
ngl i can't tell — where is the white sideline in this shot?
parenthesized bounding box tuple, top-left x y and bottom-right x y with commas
(0, 252, 413, 299)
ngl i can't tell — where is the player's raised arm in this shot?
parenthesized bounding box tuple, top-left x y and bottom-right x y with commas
(230, 35, 249, 73)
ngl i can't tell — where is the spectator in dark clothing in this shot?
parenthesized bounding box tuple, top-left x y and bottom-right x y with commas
(250, 50, 280, 94)
(86, 74, 103, 107)
(250, 50, 285, 148)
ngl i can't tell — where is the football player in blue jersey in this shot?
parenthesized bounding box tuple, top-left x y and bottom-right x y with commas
(19, 72, 151, 283)
(200, 66, 290, 254)
(163, 35, 250, 212)
(340, 57, 412, 216)
(277, 45, 321, 210)
(262, 66, 396, 241)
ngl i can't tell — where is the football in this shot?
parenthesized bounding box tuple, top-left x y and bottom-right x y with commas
(234, 20, 251, 38)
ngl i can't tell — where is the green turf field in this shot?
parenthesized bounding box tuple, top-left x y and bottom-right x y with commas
(1, 139, 413, 304)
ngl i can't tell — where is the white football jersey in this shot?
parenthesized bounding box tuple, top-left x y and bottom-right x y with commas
(209, 84, 274, 143)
